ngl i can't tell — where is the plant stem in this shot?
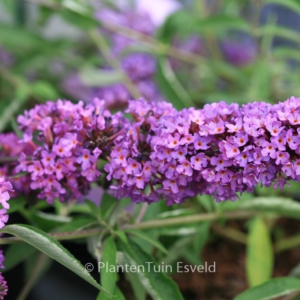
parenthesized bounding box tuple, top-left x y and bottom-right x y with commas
(0, 63, 42, 102)
(135, 203, 148, 224)
(0, 64, 24, 88)
(211, 223, 247, 244)
(89, 29, 142, 99)
(122, 210, 255, 230)
(0, 210, 256, 245)
(0, 228, 104, 245)
(24, 0, 204, 65)
(274, 234, 300, 253)
(0, 156, 21, 163)
(0, 156, 32, 163)
(16, 253, 50, 300)
(282, 291, 300, 300)
(99, 20, 204, 65)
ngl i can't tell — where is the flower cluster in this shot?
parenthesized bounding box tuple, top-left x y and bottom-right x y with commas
(0, 133, 34, 196)
(17, 98, 128, 203)
(0, 273, 7, 300)
(104, 100, 176, 203)
(0, 177, 13, 229)
(8, 95, 300, 205)
(0, 251, 7, 300)
(104, 96, 300, 204)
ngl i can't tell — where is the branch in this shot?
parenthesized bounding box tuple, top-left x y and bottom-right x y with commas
(0, 228, 103, 245)
(0, 210, 256, 245)
(24, 0, 204, 65)
(89, 29, 142, 99)
(123, 210, 255, 230)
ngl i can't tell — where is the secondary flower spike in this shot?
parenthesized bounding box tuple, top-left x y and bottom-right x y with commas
(15, 96, 300, 205)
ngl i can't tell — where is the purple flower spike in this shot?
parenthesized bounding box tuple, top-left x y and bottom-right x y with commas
(104, 96, 300, 204)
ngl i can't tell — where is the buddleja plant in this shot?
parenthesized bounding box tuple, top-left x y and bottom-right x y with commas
(2, 0, 300, 299)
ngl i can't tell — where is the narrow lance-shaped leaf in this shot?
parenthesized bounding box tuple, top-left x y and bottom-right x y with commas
(239, 197, 300, 219)
(257, 25, 300, 45)
(265, 0, 300, 16)
(125, 271, 146, 300)
(54, 216, 97, 233)
(246, 217, 273, 287)
(79, 68, 123, 87)
(3, 243, 36, 272)
(234, 277, 300, 300)
(0, 224, 112, 296)
(97, 236, 117, 300)
(124, 229, 168, 254)
(156, 57, 193, 110)
(118, 239, 184, 300)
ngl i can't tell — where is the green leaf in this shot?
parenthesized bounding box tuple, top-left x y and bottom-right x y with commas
(62, 0, 91, 15)
(246, 217, 273, 287)
(32, 81, 59, 101)
(97, 236, 117, 300)
(115, 230, 128, 244)
(156, 57, 193, 109)
(29, 211, 72, 232)
(290, 261, 300, 278)
(100, 193, 119, 220)
(195, 15, 250, 33)
(0, 224, 112, 296)
(7, 197, 26, 214)
(3, 243, 36, 272)
(125, 271, 146, 300)
(160, 236, 194, 265)
(114, 287, 126, 300)
(2, 0, 16, 14)
(70, 203, 93, 215)
(193, 221, 211, 254)
(265, 0, 300, 16)
(182, 222, 211, 265)
(59, 0, 98, 30)
(247, 59, 271, 101)
(159, 226, 199, 236)
(118, 239, 184, 300)
(196, 195, 217, 212)
(160, 10, 250, 41)
(85, 199, 101, 219)
(273, 47, 300, 62)
(156, 209, 195, 219)
(256, 25, 300, 45)
(60, 8, 98, 30)
(124, 229, 168, 254)
(79, 68, 123, 87)
(0, 24, 47, 50)
(54, 217, 97, 233)
(23, 252, 53, 298)
(234, 277, 300, 300)
(0, 97, 28, 132)
(209, 60, 248, 86)
(159, 10, 198, 41)
(238, 197, 300, 219)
